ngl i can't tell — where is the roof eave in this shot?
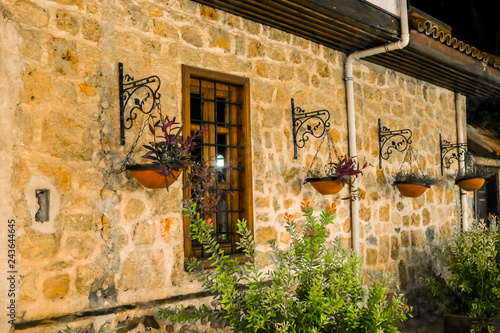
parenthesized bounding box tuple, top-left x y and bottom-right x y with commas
(192, 0, 500, 99)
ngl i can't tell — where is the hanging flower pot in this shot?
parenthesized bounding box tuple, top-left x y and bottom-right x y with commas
(305, 177, 345, 195)
(303, 131, 370, 197)
(392, 146, 440, 198)
(455, 164, 489, 192)
(455, 177, 485, 191)
(126, 164, 182, 189)
(394, 181, 429, 198)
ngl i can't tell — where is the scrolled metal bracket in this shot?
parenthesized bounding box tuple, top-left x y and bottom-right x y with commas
(440, 133, 468, 175)
(291, 98, 330, 159)
(378, 118, 413, 169)
(118, 62, 161, 145)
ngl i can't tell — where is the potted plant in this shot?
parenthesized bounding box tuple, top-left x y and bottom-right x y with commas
(160, 198, 412, 332)
(425, 216, 500, 333)
(393, 170, 439, 198)
(126, 115, 200, 189)
(455, 167, 488, 192)
(305, 156, 370, 195)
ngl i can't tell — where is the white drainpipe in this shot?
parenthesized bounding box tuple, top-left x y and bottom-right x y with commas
(345, 0, 410, 254)
(455, 93, 468, 231)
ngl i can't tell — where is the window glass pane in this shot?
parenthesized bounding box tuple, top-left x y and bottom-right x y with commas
(190, 93, 202, 122)
(186, 73, 248, 258)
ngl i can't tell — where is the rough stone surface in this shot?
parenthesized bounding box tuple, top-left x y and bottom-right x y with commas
(2, 0, 464, 330)
(43, 274, 70, 299)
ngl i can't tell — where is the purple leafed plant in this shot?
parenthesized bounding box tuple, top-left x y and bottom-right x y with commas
(141, 115, 219, 211)
(141, 115, 200, 190)
(329, 155, 370, 185)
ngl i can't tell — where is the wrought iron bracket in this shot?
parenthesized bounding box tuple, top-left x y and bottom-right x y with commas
(118, 62, 161, 145)
(291, 98, 330, 159)
(378, 118, 412, 169)
(440, 133, 468, 175)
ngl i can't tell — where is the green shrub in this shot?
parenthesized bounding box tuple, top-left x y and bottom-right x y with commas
(160, 198, 411, 332)
(425, 216, 500, 333)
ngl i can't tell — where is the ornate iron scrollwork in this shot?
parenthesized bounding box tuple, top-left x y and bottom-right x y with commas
(440, 133, 468, 175)
(378, 118, 412, 169)
(291, 98, 331, 159)
(118, 62, 161, 145)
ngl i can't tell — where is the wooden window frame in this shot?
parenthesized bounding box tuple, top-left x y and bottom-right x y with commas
(182, 65, 253, 266)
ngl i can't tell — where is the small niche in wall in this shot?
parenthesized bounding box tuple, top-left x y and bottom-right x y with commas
(35, 189, 50, 222)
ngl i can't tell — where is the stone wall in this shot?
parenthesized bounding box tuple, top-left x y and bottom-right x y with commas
(0, 0, 466, 332)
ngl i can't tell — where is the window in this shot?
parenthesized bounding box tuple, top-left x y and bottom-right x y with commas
(474, 172, 499, 223)
(182, 65, 253, 261)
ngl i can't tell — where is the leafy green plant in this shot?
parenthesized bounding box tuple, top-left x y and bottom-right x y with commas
(425, 215, 500, 333)
(57, 322, 124, 333)
(160, 199, 411, 332)
(393, 170, 440, 187)
(455, 166, 491, 182)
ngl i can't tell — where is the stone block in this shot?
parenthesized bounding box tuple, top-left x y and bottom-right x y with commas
(50, 38, 78, 76)
(37, 163, 72, 191)
(411, 213, 421, 227)
(13, 1, 49, 28)
(390, 235, 399, 260)
(20, 66, 51, 103)
(280, 232, 290, 244)
(255, 61, 277, 79)
(43, 274, 70, 299)
(401, 231, 410, 248)
(54, 9, 80, 35)
(379, 204, 390, 222)
(75, 265, 105, 295)
(379, 235, 389, 263)
(425, 226, 435, 242)
(153, 19, 178, 39)
(18, 231, 59, 260)
(243, 20, 260, 35)
(256, 226, 278, 244)
(403, 215, 410, 227)
(133, 221, 156, 245)
(200, 5, 219, 20)
(223, 13, 241, 28)
(209, 27, 231, 52)
(289, 50, 301, 64)
(411, 230, 425, 247)
(422, 208, 431, 226)
(119, 249, 165, 291)
(269, 48, 286, 62)
(82, 18, 101, 42)
(366, 248, 377, 266)
(181, 26, 204, 47)
(367, 235, 377, 245)
(58, 213, 101, 232)
(268, 27, 289, 42)
(248, 40, 265, 58)
(66, 236, 97, 259)
(343, 218, 351, 233)
(123, 198, 146, 220)
(359, 206, 371, 221)
(291, 35, 309, 49)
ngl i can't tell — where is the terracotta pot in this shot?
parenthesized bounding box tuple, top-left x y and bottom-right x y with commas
(456, 177, 485, 191)
(444, 314, 497, 333)
(126, 164, 182, 189)
(394, 182, 429, 198)
(305, 177, 345, 195)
